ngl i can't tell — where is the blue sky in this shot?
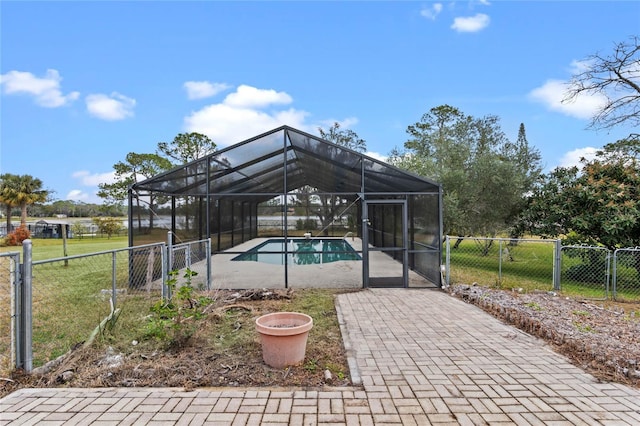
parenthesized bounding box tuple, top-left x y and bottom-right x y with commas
(1, 1, 638, 204)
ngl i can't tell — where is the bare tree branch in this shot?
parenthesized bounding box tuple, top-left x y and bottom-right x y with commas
(563, 36, 640, 131)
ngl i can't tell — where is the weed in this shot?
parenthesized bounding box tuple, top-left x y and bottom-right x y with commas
(144, 268, 205, 347)
(525, 301, 542, 311)
(304, 359, 318, 372)
(492, 277, 503, 289)
(573, 321, 594, 333)
(572, 310, 590, 317)
(325, 362, 346, 380)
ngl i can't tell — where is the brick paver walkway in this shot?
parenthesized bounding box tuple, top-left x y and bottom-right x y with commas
(2, 288, 639, 425)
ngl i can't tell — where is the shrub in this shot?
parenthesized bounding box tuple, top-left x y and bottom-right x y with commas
(71, 222, 87, 239)
(4, 226, 31, 246)
(296, 218, 318, 231)
(92, 217, 123, 238)
(144, 268, 211, 347)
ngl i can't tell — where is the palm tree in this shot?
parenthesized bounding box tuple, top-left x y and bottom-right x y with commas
(0, 173, 20, 231)
(0, 173, 49, 229)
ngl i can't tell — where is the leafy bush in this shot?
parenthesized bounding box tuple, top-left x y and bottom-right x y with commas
(4, 226, 31, 246)
(144, 268, 212, 347)
(71, 222, 88, 238)
(92, 217, 123, 238)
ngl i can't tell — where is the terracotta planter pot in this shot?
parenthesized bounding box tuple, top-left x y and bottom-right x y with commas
(255, 312, 313, 369)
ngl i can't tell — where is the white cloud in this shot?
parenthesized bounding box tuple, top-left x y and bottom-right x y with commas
(529, 79, 606, 120)
(569, 59, 593, 74)
(557, 147, 598, 169)
(184, 85, 315, 146)
(72, 170, 116, 186)
(86, 92, 136, 120)
(66, 189, 90, 202)
(223, 85, 293, 108)
(0, 69, 80, 107)
(184, 81, 230, 100)
(185, 104, 310, 145)
(451, 13, 490, 32)
(184, 84, 363, 147)
(318, 117, 359, 130)
(365, 151, 388, 163)
(67, 170, 117, 203)
(420, 3, 443, 20)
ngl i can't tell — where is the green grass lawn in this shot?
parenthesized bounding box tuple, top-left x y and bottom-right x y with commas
(446, 238, 639, 301)
(1, 235, 128, 260)
(0, 235, 140, 373)
(446, 238, 556, 291)
(448, 239, 608, 294)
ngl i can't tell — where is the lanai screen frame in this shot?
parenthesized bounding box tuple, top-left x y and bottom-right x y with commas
(128, 125, 443, 288)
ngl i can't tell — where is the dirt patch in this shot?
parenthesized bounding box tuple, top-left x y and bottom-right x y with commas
(449, 284, 640, 388)
(1, 289, 354, 398)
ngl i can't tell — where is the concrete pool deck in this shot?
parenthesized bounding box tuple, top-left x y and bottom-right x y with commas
(211, 237, 436, 289)
(2, 288, 640, 425)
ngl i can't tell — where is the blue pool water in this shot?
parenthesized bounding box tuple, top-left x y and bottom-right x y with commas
(231, 238, 362, 265)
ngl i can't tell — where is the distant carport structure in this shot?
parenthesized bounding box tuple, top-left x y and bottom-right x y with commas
(31, 219, 72, 239)
(128, 126, 443, 289)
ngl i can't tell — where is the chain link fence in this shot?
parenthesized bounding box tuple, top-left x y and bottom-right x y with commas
(31, 243, 166, 369)
(0, 252, 20, 377)
(559, 246, 610, 300)
(613, 247, 640, 302)
(445, 237, 640, 302)
(444, 236, 557, 291)
(4, 238, 212, 372)
(168, 239, 212, 294)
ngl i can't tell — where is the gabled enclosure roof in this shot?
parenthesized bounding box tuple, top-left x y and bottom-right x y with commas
(132, 126, 440, 200)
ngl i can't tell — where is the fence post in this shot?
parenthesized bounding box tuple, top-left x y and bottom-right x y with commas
(15, 255, 22, 370)
(445, 236, 451, 287)
(553, 239, 562, 291)
(165, 232, 173, 301)
(111, 252, 117, 311)
(498, 239, 503, 284)
(612, 249, 618, 300)
(206, 238, 212, 290)
(160, 244, 167, 300)
(19, 239, 33, 372)
(10, 253, 17, 370)
(605, 250, 611, 300)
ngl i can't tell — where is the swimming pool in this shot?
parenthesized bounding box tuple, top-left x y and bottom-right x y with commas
(231, 238, 362, 265)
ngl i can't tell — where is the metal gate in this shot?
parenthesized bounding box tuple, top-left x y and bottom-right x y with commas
(1, 252, 21, 376)
(613, 247, 640, 302)
(560, 245, 610, 300)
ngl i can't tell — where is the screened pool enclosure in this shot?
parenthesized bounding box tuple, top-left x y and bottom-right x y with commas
(129, 126, 442, 289)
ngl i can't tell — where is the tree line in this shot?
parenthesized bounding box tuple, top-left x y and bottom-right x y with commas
(0, 176, 125, 226)
(1, 36, 638, 250)
(389, 37, 639, 250)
